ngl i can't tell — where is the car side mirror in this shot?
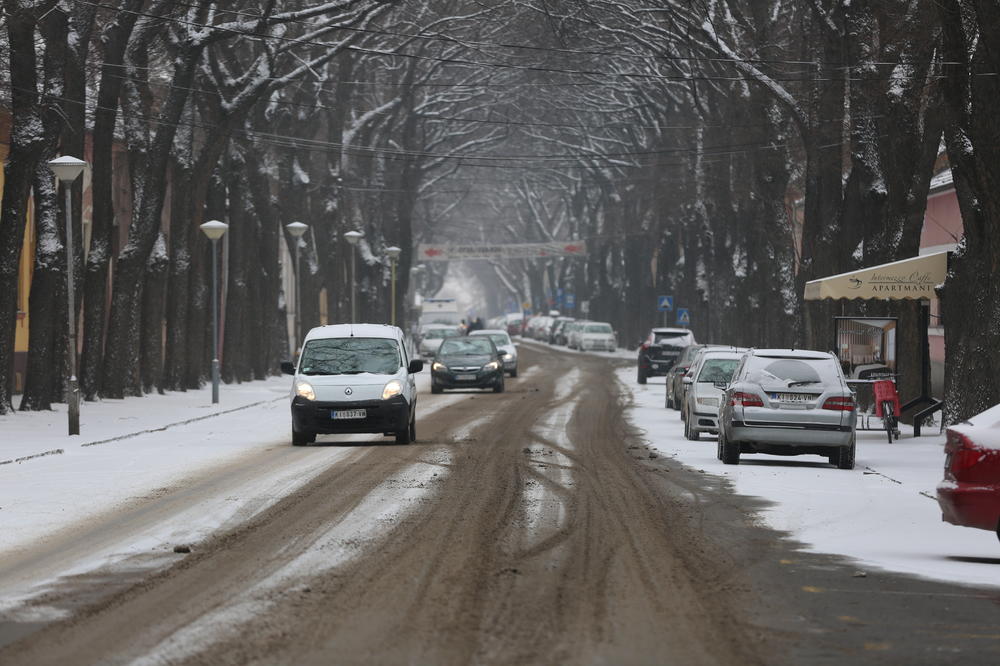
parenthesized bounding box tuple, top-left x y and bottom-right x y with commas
(714, 381, 728, 389)
(408, 359, 424, 374)
(497, 350, 508, 357)
(281, 361, 296, 376)
(682, 376, 693, 385)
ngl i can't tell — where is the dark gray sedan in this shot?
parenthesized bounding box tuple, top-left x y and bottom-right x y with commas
(430, 336, 507, 394)
(717, 349, 857, 468)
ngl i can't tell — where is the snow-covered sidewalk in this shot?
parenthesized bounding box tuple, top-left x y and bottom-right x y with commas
(618, 370, 1000, 588)
(1, 377, 291, 466)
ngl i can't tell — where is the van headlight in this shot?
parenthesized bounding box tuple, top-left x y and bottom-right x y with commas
(483, 360, 500, 371)
(295, 381, 316, 401)
(432, 361, 447, 372)
(382, 380, 403, 400)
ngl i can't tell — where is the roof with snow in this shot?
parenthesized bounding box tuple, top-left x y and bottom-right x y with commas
(929, 169, 954, 193)
(303, 323, 403, 342)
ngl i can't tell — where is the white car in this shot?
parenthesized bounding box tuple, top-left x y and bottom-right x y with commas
(682, 349, 747, 440)
(575, 321, 617, 352)
(281, 324, 423, 446)
(417, 325, 460, 358)
(470, 329, 519, 377)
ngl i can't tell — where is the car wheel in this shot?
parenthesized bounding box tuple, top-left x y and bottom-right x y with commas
(836, 436, 856, 470)
(721, 429, 740, 464)
(684, 412, 700, 441)
(510, 368, 518, 378)
(716, 433, 723, 460)
(396, 416, 413, 445)
(431, 381, 443, 394)
(493, 377, 505, 393)
(292, 429, 315, 446)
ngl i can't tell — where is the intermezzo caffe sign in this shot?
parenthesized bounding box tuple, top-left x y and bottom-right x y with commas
(803, 251, 948, 301)
(853, 270, 938, 295)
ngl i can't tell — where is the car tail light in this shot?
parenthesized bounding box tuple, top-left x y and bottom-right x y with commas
(822, 396, 855, 411)
(641, 342, 650, 350)
(731, 391, 763, 407)
(945, 431, 986, 481)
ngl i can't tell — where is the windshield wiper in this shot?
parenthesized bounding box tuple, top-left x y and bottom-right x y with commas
(787, 380, 821, 387)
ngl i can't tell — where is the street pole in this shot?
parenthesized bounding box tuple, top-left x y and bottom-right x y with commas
(64, 181, 79, 434)
(211, 236, 220, 405)
(285, 222, 308, 352)
(200, 220, 229, 405)
(385, 246, 401, 327)
(48, 156, 87, 436)
(344, 230, 363, 324)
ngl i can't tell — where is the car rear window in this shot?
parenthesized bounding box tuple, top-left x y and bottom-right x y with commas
(697, 358, 740, 383)
(585, 324, 613, 334)
(300, 338, 401, 375)
(653, 332, 689, 344)
(744, 356, 843, 387)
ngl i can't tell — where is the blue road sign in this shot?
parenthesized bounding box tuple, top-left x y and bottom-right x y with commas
(676, 308, 691, 326)
(657, 295, 674, 312)
(565, 293, 575, 309)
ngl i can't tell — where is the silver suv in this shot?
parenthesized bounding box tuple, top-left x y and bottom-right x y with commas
(717, 349, 857, 469)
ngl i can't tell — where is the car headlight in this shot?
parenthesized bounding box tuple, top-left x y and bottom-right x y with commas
(382, 380, 402, 400)
(295, 381, 316, 401)
(483, 360, 500, 371)
(432, 361, 447, 372)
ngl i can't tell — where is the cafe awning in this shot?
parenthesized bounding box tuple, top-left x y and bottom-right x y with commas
(803, 251, 948, 301)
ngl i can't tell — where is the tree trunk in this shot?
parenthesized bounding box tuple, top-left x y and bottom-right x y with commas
(140, 234, 168, 393)
(0, 4, 56, 413)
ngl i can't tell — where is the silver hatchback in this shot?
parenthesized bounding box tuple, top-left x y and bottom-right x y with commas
(718, 349, 857, 469)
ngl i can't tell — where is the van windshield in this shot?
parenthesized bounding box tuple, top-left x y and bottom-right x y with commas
(299, 338, 401, 375)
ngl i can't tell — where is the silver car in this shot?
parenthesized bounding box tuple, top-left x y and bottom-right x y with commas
(717, 349, 857, 469)
(682, 349, 746, 440)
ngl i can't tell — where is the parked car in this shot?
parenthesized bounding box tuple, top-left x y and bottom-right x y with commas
(566, 321, 587, 349)
(281, 324, 423, 446)
(553, 318, 574, 346)
(665, 344, 706, 409)
(575, 322, 617, 352)
(470, 329, 519, 377)
(636, 327, 696, 384)
(937, 403, 1000, 539)
(431, 335, 507, 393)
(417, 325, 461, 358)
(681, 349, 745, 440)
(717, 349, 857, 468)
(549, 317, 575, 344)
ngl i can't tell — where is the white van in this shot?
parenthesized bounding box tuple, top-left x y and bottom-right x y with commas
(281, 324, 423, 446)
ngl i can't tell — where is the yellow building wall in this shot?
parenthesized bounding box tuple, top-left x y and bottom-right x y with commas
(0, 140, 37, 393)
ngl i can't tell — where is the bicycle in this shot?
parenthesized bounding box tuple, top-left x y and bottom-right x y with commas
(873, 379, 902, 443)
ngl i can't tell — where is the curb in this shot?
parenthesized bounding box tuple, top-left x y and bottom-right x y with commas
(1, 396, 285, 465)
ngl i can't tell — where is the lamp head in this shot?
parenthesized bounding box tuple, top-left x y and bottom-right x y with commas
(48, 156, 87, 183)
(344, 230, 363, 246)
(286, 221, 308, 238)
(200, 220, 229, 241)
(385, 245, 402, 260)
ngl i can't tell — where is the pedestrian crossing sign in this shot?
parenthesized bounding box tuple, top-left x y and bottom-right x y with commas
(657, 295, 674, 312)
(676, 308, 691, 326)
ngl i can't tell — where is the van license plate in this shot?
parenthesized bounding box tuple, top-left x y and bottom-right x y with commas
(332, 409, 366, 420)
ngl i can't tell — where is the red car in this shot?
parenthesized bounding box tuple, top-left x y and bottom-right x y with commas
(937, 403, 1000, 538)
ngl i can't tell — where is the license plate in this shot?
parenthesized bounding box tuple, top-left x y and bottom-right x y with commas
(331, 409, 366, 420)
(456, 374, 476, 381)
(771, 393, 815, 403)
(652, 363, 660, 369)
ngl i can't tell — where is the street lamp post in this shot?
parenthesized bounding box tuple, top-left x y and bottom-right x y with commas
(200, 220, 229, 405)
(344, 230, 363, 323)
(48, 156, 87, 435)
(285, 222, 308, 351)
(385, 246, 401, 327)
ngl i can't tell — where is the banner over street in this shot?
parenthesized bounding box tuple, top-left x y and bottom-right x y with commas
(417, 241, 587, 261)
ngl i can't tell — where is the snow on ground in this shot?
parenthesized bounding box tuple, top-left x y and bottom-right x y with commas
(0, 372, 461, 602)
(618, 370, 1000, 588)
